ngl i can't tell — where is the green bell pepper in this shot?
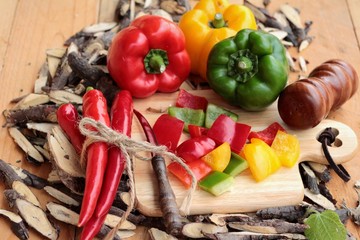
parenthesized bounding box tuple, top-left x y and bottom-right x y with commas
(199, 171, 234, 196)
(168, 106, 205, 132)
(207, 29, 289, 111)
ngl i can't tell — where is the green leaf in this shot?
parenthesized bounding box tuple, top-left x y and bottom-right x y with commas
(304, 210, 347, 240)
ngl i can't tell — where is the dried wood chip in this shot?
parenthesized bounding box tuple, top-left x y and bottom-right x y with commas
(26, 122, 57, 134)
(82, 22, 118, 33)
(46, 48, 66, 58)
(182, 222, 228, 238)
(48, 90, 83, 105)
(0, 209, 29, 240)
(149, 227, 178, 240)
(44, 186, 80, 207)
(4, 190, 59, 240)
(208, 213, 251, 227)
(298, 38, 313, 52)
(304, 188, 336, 210)
(8, 127, 44, 163)
(280, 4, 303, 29)
(47, 55, 61, 79)
(13, 93, 50, 110)
(104, 213, 137, 230)
(298, 56, 307, 72)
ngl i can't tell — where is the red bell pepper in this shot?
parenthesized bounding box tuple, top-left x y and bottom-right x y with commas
(81, 90, 133, 240)
(78, 89, 111, 227)
(207, 114, 251, 154)
(176, 136, 216, 163)
(153, 114, 184, 152)
(168, 159, 212, 189)
(56, 103, 85, 154)
(175, 89, 208, 111)
(188, 124, 208, 138)
(248, 122, 286, 146)
(107, 15, 191, 98)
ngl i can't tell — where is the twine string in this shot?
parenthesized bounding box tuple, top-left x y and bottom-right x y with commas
(78, 117, 197, 238)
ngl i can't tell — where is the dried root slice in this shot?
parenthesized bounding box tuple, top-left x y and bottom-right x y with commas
(47, 169, 62, 184)
(0, 209, 29, 240)
(47, 55, 61, 79)
(46, 202, 135, 239)
(149, 227, 178, 240)
(4, 190, 59, 240)
(0, 159, 41, 207)
(300, 163, 320, 194)
(203, 231, 306, 240)
(43, 186, 80, 207)
(304, 188, 336, 210)
(12, 93, 50, 110)
(280, 4, 303, 29)
(8, 162, 48, 189)
(48, 90, 83, 105)
(307, 162, 331, 183)
(104, 213, 137, 230)
(228, 219, 307, 234)
(82, 22, 118, 33)
(46, 48, 67, 58)
(34, 63, 50, 94)
(208, 213, 251, 227)
(26, 122, 57, 134)
(47, 126, 85, 194)
(8, 127, 44, 163)
(182, 222, 228, 238)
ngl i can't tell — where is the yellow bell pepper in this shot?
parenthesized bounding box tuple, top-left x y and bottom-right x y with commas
(201, 142, 231, 172)
(243, 138, 281, 182)
(271, 130, 300, 168)
(178, 0, 257, 81)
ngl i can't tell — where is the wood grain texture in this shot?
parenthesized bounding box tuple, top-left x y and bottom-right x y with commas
(0, 0, 359, 239)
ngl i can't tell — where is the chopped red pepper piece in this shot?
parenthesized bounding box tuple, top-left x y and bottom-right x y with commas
(153, 114, 184, 152)
(176, 136, 216, 163)
(248, 122, 286, 146)
(168, 159, 212, 188)
(175, 89, 208, 111)
(207, 114, 251, 154)
(188, 124, 208, 138)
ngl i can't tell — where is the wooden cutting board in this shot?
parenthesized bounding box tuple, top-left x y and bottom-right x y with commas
(130, 89, 358, 217)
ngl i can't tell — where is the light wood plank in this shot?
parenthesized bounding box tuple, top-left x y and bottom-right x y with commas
(0, 0, 18, 76)
(348, 0, 360, 48)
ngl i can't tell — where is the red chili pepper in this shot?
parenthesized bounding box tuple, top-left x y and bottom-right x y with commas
(176, 136, 216, 163)
(95, 90, 133, 218)
(175, 89, 208, 111)
(153, 114, 184, 152)
(248, 122, 286, 146)
(79, 214, 107, 240)
(56, 103, 85, 154)
(78, 89, 111, 227)
(107, 15, 191, 98)
(207, 114, 251, 154)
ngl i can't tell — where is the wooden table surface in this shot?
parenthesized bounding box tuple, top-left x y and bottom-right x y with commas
(0, 0, 359, 239)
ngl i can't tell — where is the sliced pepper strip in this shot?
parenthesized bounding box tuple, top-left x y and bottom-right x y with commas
(271, 130, 300, 168)
(243, 138, 281, 182)
(201, 142, 231, 172)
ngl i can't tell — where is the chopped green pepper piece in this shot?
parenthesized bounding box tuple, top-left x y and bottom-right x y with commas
(205, 103, 238, 128)
(223, 152, 249, 177)
(199, 171, 234, 196)
(168, 107, 205, 132)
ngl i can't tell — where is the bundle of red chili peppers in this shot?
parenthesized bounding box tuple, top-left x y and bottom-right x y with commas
(57, 88, 133, 240)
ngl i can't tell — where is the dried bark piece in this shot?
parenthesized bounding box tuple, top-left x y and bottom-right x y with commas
(26, 122, 57, 134)
(228, 218, 307, 234)
(307, 162, 331, 183)
(304, 188, 336, 210)
(8, 127, 44, 164)
(209, 213, 251, 227)
(4, 104, 58, 126)
(0, 209, 29, 240)
(342, 189, 360, 225)
(182, 222, 228, 238)
(4, 190, 59, 240)
(256, 205, 307, 223)
(280, 4, 303, 29)
(204, 231, 306, 240)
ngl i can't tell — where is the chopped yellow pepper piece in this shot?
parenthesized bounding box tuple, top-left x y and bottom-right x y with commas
(243, 138, 281, 182)
(271, 130, 300, 168)
(201, 142, 231, 172)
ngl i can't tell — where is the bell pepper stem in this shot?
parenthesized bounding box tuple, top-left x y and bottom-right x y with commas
(227, 49, 258, 83)
(212, 13, 226, 28)
(144, 49, 169, 74)
(237, 56, 253, 73)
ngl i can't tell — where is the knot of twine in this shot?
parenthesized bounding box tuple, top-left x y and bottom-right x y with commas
(78, 117, 197, 239)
